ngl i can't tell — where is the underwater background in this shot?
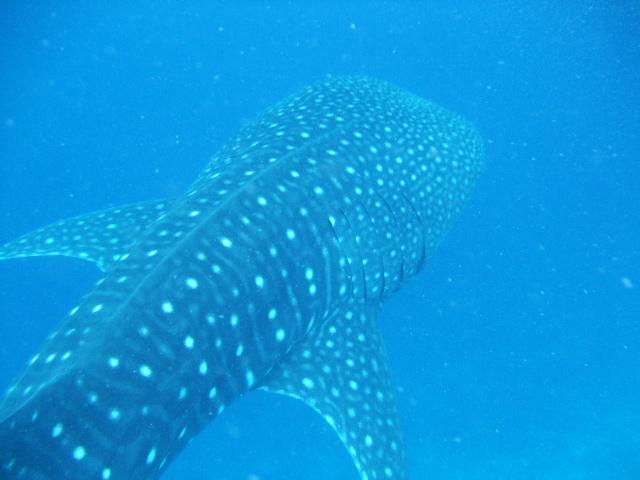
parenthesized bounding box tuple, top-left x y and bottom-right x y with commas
(0, 1, 638, 479)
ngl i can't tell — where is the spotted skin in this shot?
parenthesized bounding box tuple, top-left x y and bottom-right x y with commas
(0, 199, 171, 271)
(0, 76, 483, 479)
(259, 302, 405, 479)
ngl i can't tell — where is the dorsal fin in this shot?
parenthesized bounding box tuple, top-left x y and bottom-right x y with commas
(0, 199, 171, 272)
(258, 302, 406, 480)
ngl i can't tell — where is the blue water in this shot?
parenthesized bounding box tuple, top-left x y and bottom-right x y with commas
(1, 2, 638, 479)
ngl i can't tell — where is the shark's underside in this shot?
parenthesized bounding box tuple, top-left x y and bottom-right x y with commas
(0, 76, 483, 479)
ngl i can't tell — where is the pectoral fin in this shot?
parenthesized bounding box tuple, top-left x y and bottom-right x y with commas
(0, 199, 171, 271)
(259, 302, 406, 480)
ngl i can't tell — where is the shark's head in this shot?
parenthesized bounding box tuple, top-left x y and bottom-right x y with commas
(393, 94, 485, 255)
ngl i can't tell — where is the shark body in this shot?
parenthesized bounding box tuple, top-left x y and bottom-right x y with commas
(0, 77, 483, 479)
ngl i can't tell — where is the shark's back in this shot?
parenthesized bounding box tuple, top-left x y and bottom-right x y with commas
(0, 76, 483, 480)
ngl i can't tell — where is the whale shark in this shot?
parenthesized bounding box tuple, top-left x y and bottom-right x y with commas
(0, 76, 484, 479)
